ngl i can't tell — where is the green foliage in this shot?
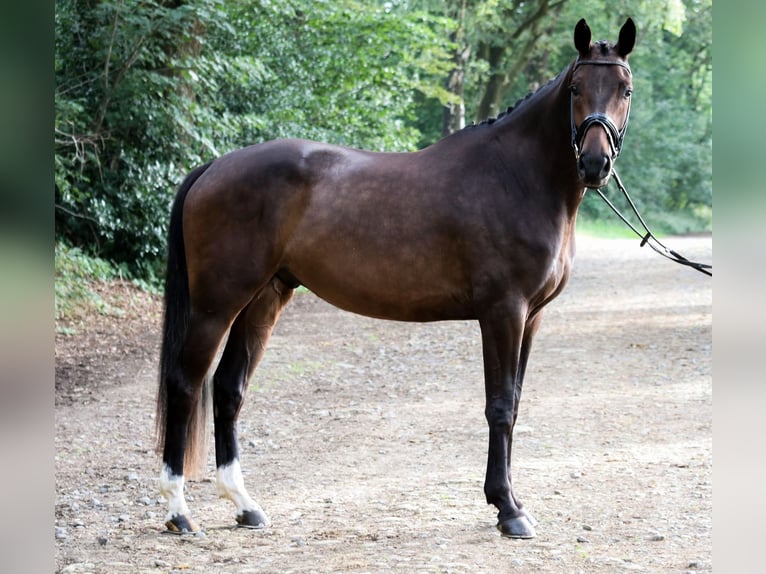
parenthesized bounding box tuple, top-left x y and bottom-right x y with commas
(575, 217, 643, 239)
(575, 0, 712, 234)
(55, 0, 215, 271)
(211, 0, 454, 150)
(55, 242, 121, 323)
(55, 0, 454, 280)
(55, 0, 712, 286)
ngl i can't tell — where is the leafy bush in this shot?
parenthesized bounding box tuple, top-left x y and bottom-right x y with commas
(55, 242, 121, 322)
(55, 0, 454, 281)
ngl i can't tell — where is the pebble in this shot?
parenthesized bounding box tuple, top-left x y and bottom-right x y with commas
(72, 519, 85, 527)
(154, 559, 170, 568)
(118, 514, 130, 522)
(649, 532, 665, 541)
(97, 536, 108, 546)
(576, 536, 590, 543)
(582, 524, 593, 531)
(55, 526, 68, 539)
(137, 496, 153, 506)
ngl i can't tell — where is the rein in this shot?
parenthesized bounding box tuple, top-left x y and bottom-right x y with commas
(592, 169, 713, 276)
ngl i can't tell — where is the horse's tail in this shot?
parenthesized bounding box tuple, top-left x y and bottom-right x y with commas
(155, 161, 214, 479)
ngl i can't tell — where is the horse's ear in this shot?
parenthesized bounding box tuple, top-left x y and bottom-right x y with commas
(574, 18, 591, 56)
(616, 18, 636, 58)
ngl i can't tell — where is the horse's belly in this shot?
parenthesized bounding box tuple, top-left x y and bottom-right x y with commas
(285, 247, 474, 322)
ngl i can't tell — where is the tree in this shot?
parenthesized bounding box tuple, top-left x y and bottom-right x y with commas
(442, 0, 470, 136)
(574, 0, 712, 231)
(54, 0, 712, 281)
(435, 0, 572, 132)
(427, 0, 712, 232)
(55, 0, 222, 278)
(472, 0, 570, 121)
(54, 0, 454, 279)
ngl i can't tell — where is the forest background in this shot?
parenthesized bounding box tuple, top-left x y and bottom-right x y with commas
(54, 0, 712, 287)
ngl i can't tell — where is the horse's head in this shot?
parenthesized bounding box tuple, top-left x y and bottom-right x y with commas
(570, 18, 635, 188)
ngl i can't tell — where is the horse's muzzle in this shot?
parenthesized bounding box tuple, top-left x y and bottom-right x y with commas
(578, 151, 612, 188)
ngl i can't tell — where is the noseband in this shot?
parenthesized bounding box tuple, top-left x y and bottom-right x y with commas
(570, 59, 632, 161)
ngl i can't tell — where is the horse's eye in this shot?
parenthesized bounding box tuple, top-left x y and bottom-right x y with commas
(624, 88, 633, 98)
(570, 85, 580, 96)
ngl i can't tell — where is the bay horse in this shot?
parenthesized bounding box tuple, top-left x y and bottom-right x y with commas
(156, 18, 636, 539)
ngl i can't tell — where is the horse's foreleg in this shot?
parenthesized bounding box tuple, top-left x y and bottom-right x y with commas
(213, 278, 294, 528)
(479, 309, 536, 539)
(507, 312, 543, 528)
(160, 312, 231, 534)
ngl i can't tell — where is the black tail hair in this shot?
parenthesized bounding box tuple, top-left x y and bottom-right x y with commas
(155, 161, 214, 478)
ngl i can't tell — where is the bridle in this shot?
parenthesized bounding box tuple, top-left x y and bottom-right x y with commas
(570, 59, 632, 161)
(570, 59, 712, 276)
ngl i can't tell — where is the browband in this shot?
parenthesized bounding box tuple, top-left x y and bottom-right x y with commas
(574, 59, 632, 75)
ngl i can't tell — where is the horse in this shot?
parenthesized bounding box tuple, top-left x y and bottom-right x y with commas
(155, 17, 636, 539)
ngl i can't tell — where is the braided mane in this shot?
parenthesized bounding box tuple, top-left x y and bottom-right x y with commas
(464, 66, 570, 130)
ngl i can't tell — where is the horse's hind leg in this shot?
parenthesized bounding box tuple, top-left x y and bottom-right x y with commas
(213, 277, 294, 528)
(160, 311, 234, 534)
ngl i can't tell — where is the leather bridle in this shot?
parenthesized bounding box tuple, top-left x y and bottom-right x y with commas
(570, 59, 632, 161)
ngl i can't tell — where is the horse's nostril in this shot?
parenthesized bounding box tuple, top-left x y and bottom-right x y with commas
(579, 153, 610, 182)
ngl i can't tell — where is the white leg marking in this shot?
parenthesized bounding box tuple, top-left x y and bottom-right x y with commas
(216, 459, 263, 516)
(159, 464, 190, 520)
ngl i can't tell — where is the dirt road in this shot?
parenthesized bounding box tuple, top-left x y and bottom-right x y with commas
(55, 235, 712, 573)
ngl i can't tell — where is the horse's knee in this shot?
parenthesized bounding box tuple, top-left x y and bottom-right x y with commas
(485, 398, 514, 428)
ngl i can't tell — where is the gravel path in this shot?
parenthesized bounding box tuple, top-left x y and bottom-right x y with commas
(55, 235, 712, 573)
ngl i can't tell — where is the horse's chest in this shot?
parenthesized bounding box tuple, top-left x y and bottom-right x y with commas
(531, 243, 574, 310)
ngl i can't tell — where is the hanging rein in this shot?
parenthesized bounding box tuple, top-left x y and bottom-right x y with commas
(570, 58, 712, 277)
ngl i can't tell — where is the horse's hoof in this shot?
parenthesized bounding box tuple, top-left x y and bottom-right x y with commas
(164, 514, 200, 534)
(521, 508, 538, 527)
(497, 515, 536, 539)
(236, 509, 270, 529)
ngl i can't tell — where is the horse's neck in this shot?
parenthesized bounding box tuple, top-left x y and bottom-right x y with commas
(500, 69, 572, 153)
(491, 66, 583, 211)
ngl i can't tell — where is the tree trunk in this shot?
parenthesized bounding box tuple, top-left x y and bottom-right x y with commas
(442, 43, 470, 136)
(475, 44, 507, 121)
(442, 0, 470, 136)
(473, 0, 569, 122)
